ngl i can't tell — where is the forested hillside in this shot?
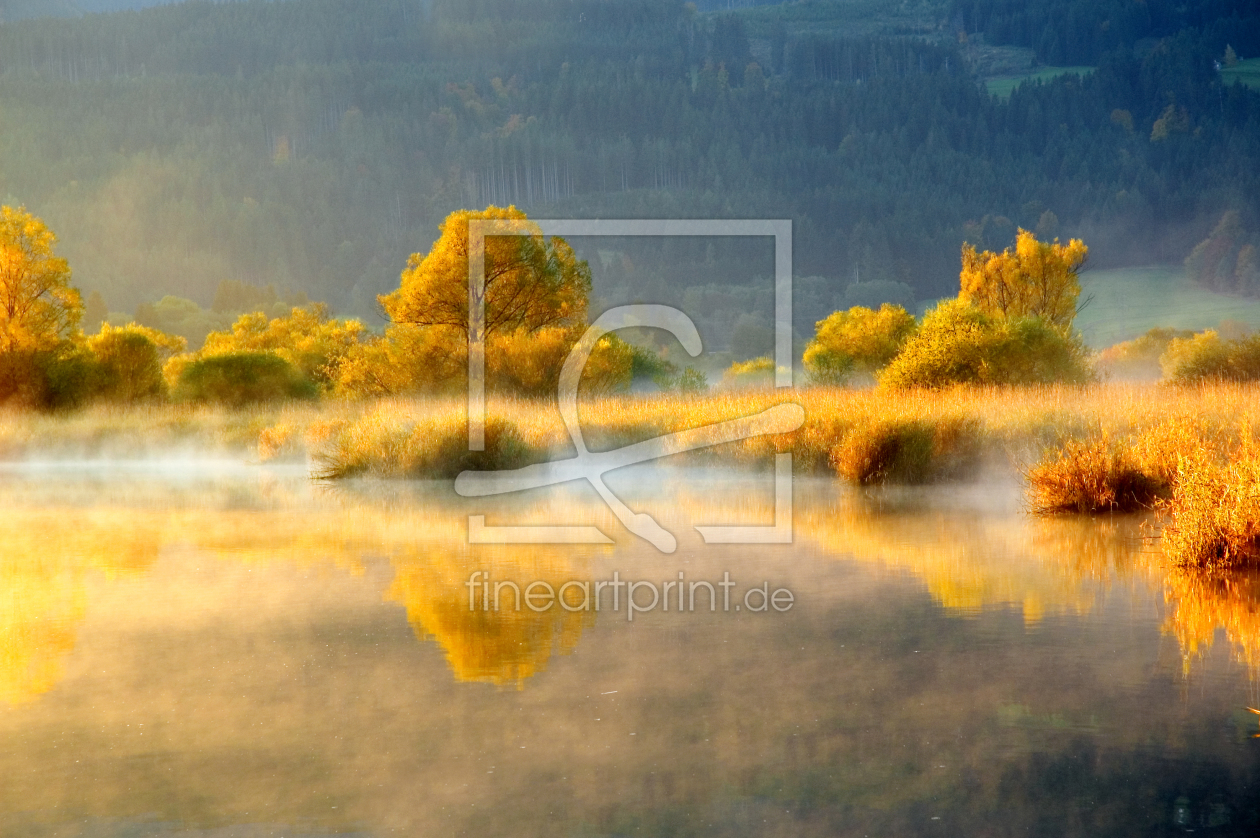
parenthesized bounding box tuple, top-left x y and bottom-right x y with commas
(955, 0, 1260, 66)
(0, 0, 1256, 349)
(0, 0, 176, 21)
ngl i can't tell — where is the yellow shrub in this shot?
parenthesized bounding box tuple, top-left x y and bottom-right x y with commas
(86, 323, 186, 403)
(880, 299, 1090, 389)
(1160, 330, 1233, 382)
(1096, 328, 1192, 381)
(803, 303, 916, 385)
(200, 304, 366, 391)
(721, 356, 780, 388)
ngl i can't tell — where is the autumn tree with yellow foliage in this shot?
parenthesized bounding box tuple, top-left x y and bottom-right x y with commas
(346, 205, 629, 398)
(0, 206, 89, 405)
(959, 229, 1088, 330)
(194, 303, 366, 392)
(803, 303, 917, 384)
(0, 206, 81, 355)
(380, 205, 590, 339)
(844, 230, 1094, 389)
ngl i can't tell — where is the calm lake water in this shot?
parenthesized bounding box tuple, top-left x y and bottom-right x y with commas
(1, 462, 1258, 837)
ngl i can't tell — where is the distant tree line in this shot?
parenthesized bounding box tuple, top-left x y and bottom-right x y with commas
(953, 0, 1260, 66)
(1185, 210, 1260, 296)
(0, 204, 696, 409)
(0, 0, 1254, 331)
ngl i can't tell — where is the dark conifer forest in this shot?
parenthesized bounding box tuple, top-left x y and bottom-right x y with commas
(0, 0, 1257, 343)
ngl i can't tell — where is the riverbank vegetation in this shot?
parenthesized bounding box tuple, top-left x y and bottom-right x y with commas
(4, 381, 1260, 566)
(4, 202, 1260, 567)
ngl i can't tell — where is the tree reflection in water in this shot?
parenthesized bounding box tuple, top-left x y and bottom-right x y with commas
(1, 474, 1258, 698)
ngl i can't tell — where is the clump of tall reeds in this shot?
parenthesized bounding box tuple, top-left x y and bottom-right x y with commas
(1025, 433, 1166, 514)
(1161, 433, 1260, 569)
(312, 403, 546, 479)
(831, 419, 933, 484)
(830, 416, 983, 484)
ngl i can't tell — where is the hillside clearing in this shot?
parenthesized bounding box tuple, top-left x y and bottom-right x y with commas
(1076, 266, 1260, 348)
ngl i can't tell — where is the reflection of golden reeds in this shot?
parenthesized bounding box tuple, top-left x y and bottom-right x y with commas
(794, 495, 1159, 624)
(798, 491, 1260, 681)
(3, 467, 1259, 702)
(1162, 567, 1260, 677)
(797, 487, 1260, 681)
(24, 480, 1111, 702)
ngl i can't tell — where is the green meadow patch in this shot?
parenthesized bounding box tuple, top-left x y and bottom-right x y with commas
(1221, 57, 1260, 90)
(985, 66, 1094, 99)
(1076, 266, 1260, 348)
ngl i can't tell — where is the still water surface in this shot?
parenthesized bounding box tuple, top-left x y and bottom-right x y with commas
(1, 463, 1258, 837)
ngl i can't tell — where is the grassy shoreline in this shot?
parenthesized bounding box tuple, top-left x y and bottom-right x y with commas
(3, 383, 1258, 567)
(3, 383, 1257, 474)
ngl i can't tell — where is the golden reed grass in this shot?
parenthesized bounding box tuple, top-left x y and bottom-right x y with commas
(1020, 402, 1260, 567)
(4, 382, 1260, 566)
(302, 382, 1260, 478)
(1160, 433, 1260, 569)
(293, 382, 1260, 569)
(1024, 435, 1165, 514)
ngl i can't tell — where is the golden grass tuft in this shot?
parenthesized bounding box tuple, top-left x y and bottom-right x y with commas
(310, 400, 552, 480)
(1161, 439, 1260, 569)
(1025, 434, 1165, 514)
(7, 383, 1260, 513)
(831, 419, 932, 484)
(830, 417, 982, 484)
